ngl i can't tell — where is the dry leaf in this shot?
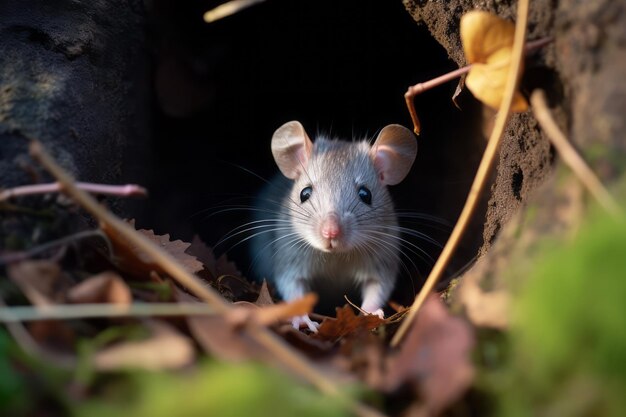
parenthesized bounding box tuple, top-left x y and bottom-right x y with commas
(187, 235, 243, 281)
(276, 325, 335, 356)
(93, 320, 194, 371)
(186, 235, 216, 280)
(315, 305, 385, 342)
(214, 253, 242, 278)
(461, 10, 528, 112)
(27, 320, 76, 352)
(175, 288, 260, 361)
(456, 264, 510, 329)
(135, 228, 204, 274)
(67, 271, 132, 305)
(187, 313, 264, 361)
(7, 260, 69, 306)
(461, 11, 515, 64)
(254, 280, 275, 307)
(216, 275, 258, 301)
(451, 75, 466, 110)
(384, 295, 474, 415)
(103, 220, 203, 278)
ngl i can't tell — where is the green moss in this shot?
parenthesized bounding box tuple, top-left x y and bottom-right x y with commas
(0, 330, 28, 415)
(494, 208, 626, 416)
(76, 361, 352, 417)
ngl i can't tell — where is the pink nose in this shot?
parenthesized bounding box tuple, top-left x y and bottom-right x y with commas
(321, 214, 342, 239)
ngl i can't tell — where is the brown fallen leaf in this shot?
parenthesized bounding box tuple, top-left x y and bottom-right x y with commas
(276, 324, 335, 356)
(7, 261, 78, 352)
(214, 253, 242, 278)
(314, 305, 385, 343)
(254, 280, 275, 307)
(456, 262, 510, 329)
(103, 220, 203, 278)
(178, 287, 312, 365)
(461, 10, 528, 112)
(93, 320, 195, 371)
(27, 319, 77, 352)
(67, 271, 132, 305)
(384, 295, 474, 415)
(7, 260, 71, 306)
(216, 274, 259, 301)
(178, 285, 264, 362)
(187, 313, 264, 361)
(187, 235, 242, 280)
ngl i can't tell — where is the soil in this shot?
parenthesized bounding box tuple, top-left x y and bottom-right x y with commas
(403, 0, 626, 257)
(0, 0, 150, 196)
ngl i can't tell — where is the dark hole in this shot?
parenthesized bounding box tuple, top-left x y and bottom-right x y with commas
(141, 0, 486, 308)
(512, 166, 524, 201)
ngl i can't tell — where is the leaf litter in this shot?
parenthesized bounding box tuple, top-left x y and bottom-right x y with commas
(1, 214, 477, 415)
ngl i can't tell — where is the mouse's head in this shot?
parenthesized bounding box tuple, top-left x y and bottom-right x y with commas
(271, 121, 417, 253)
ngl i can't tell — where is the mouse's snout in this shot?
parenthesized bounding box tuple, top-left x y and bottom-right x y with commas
(317, 212, 350, 252)
(321, 213, 342, 240)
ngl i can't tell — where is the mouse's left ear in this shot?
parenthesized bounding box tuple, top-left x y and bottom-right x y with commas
(271, 121, 314, 180)
(370, 124, 417, 185)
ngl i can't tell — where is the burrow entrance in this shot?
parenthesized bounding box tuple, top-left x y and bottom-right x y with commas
(140, 0, 488, 308)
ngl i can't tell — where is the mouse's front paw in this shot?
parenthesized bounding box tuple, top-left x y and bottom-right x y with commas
(368, 308, 385, 319)
(292, 314, 319, 332)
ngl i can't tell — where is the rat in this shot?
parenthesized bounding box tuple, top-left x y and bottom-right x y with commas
(250, 120, 417, 331)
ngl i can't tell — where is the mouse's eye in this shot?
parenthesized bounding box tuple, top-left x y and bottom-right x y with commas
(300, 186, 313, 203)
(358, 186, 372, 205)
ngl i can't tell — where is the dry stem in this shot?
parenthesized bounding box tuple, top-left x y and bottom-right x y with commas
(0, 302, 216, 322)
(0, 181, 147, 201)
(204, 0, 266, 23)
(392, 0, 531, 347)
(530, 89, 623, 219)
(404, 36, 552, 135)
(0, 296, 76, 368)
(0, 230, 110, 265)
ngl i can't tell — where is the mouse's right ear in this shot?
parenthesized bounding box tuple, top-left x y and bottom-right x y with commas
(370, 124, 417, 185)
(271, 121, 313, 179)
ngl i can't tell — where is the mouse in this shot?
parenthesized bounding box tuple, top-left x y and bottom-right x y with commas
(250, 120, 417, 331)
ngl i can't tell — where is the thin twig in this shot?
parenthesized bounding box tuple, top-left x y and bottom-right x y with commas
(0, 230, 111, 265)
(0, 181, 147, 201)
(27, 141, 385, 417)
(404, 36, 552, 135)
(530, 89, 623, 219)
(0, 302, 216, 322)
(0, 296, 76, 368)
(392, 0, 531, 347)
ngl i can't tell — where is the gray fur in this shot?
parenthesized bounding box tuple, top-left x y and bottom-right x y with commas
(251, 135, 403, 314)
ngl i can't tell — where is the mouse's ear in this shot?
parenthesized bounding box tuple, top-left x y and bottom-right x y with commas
(271, 121, 313, 179)
(370, 124, 417, 185)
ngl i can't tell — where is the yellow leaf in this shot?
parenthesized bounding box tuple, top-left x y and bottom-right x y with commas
(461, 11, 515, 64)
(460, 10, 528, 112)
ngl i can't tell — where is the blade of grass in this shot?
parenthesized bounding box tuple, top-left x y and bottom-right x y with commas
(0, 302, 216, 322)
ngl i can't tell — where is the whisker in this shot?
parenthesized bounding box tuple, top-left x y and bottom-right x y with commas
(215, 221, 293, 248)
(381, 226, 444, 249)
(361, 229, 436, 265)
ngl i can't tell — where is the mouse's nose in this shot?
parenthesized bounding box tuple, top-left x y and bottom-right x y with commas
(321, 213, 342, 239)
